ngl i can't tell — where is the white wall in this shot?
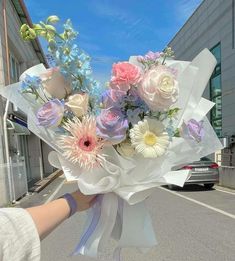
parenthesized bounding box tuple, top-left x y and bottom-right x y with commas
(0, 0, 49, 206)
(168, 0, 235, 167)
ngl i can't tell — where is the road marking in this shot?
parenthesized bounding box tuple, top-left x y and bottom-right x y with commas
(159, 186, 235, 220)
(44, 179, 65, 204)
(215, 188, 235, 196)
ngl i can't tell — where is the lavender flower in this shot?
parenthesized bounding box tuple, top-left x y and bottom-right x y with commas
(137, 51, 163, 64)
(101, 89, 126, 109)
(144, 51, 162, 61)
(127, 108, 141, 125)
(36, 99, 64, 128)
(96, 108, 128, 144)
(181, 119, 205, 143)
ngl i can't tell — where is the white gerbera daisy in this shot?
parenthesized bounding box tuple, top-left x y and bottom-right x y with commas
(129, 118, 170, 158)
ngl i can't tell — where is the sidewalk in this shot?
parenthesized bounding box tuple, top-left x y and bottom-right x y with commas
(18, 175, 66, 208)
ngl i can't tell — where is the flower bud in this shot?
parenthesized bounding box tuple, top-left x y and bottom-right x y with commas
(20, 24, 36, 40)
(45, 25, 56, 33)
(28, 28, 37, 39)
(33, 23, 42, 30)
(20, 24, 29, 33)
(46, 15, 60, 24)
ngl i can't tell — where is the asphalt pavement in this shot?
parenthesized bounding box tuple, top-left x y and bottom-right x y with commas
(39, 182, 235, 261)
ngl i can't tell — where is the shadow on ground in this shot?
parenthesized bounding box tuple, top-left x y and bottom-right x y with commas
(162, 184, 216, 193)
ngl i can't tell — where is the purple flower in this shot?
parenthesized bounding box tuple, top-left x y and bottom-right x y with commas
(101, 89, 126, 109)
(36, 99, 64, 128)
(137, 51, 162, 63)
(181, 119, 205, 143)
(96, 108, 128, 144)
(144, 51, 161, 61)
(127, 108, 141, 125)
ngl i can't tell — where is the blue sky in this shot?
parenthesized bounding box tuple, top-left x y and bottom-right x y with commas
(25, 0, 202, 83)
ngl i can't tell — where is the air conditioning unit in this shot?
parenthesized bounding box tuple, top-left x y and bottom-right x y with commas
(229, 137, 235, 145)
(220, 137, 229, 148)
(220, 137, 235, 148)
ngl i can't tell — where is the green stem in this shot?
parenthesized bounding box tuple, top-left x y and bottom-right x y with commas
(71, 73, 83, 86)
(39, 85, 50, 101)
(32, 88, 47, 103)
(34, 28, 64, 41)
(162, 55, 166, 65)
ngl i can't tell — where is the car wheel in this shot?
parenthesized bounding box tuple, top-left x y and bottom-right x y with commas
(204, 183, 214, 189)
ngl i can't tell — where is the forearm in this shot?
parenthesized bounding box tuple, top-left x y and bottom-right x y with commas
(26, 198, 70, 240)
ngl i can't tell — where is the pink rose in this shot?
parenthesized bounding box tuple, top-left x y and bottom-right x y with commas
(110, 62, 142, 92)
(138, 65, 179, 111)
(40, 67, 72, 99)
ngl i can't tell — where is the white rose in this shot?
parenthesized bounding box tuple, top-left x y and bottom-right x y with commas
(116, 139, 135, 157)
(66, 93, 89, 117)
(138, 65, 179, 111)
(41, 67, 72, 99)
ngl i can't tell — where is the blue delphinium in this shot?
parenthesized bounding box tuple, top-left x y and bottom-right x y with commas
(21, 74, 42, 91)
(20, 74, 47, 102)
(166, 118, 175, 141)
(45, 18, 103, 112)
(126, 108, 142, 125)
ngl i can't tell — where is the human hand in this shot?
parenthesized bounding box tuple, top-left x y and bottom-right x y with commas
(71, 190, 97, 212)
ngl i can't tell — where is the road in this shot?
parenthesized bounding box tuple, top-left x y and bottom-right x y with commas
(41, 183, 235, 261)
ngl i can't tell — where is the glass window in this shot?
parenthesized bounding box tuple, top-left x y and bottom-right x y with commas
(210, 43, 222, 138)
(210, 44, 221, 64)
(10, 53, 20, 83)
(211, 75, 221, 98)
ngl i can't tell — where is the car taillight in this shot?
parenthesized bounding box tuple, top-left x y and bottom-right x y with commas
(210, 163, 219, 169)
(182, 165, 193, 170)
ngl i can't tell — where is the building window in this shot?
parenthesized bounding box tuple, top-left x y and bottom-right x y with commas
(10, 53, 20, 83)
(210, 43, 222, 137)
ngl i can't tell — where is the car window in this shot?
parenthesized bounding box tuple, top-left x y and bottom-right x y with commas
(200, 157, 211, 161)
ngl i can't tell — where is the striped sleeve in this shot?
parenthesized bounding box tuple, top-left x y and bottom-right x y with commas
(0, 208, 40, 261)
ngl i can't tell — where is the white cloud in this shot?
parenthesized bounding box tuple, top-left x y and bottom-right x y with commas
(86, 0, 160, 42)
(177, 0, 203, 22)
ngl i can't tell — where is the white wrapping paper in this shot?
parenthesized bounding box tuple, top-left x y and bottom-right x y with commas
(0, 48, 223, 259)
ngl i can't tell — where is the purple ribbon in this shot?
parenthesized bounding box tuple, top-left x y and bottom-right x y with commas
(72, 195, 103, 256)
(72, 194, 124, 261)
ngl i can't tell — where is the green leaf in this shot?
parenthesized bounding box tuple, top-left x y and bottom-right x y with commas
(167, 107, 180, 118)
(174, 128, 180, 137)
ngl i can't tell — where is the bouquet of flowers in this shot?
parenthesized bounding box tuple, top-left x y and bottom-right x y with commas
(0, 16, 223, 259)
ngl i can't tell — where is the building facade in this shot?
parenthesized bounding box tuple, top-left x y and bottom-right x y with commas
(0, 0, 54, 206)
(168, 0, 235, 166)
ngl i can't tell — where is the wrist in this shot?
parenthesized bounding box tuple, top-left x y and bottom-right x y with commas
(59, 193, 78, 218)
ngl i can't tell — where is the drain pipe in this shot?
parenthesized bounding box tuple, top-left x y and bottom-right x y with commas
(2, 0, 15, 203)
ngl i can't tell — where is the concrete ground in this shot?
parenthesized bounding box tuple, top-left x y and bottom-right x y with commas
(18, 175, 65, 208)
(19, 179, 235, 261)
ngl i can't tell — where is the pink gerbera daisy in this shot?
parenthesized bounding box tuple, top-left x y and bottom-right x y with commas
(59, 116, 104, 170)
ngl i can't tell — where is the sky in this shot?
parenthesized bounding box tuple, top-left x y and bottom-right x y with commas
(24, 0, 202, 83)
